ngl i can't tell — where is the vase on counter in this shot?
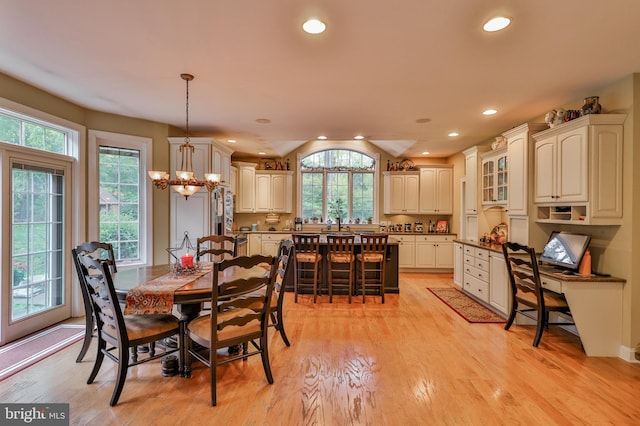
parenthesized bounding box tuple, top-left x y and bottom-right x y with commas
(580, 96, 602, 115)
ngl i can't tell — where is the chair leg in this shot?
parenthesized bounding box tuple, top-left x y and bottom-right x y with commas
(87, 338, 106, 384)
(76, 316, 94, 363)
(347, 262, 352, 304)
(533, 312, 546, 347)
(504, 303, 517, 330)
(260, 335, 274, 384)
(328, 262, 333, 303)
(275, 309, 291, 346)
(293, 260, 299, 303)
(211, 355, 217, 406)
(380, 263, 385, 304)
(313, 261, 319, 303)
(109, 345, 130, 406)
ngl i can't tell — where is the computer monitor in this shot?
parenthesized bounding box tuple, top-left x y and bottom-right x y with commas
(539, 231, 591, 271)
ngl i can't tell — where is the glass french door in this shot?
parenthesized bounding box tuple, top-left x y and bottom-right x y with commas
(2, 156, 72, 344)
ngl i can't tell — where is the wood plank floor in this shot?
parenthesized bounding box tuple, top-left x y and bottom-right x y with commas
(3, 273, 640, 425)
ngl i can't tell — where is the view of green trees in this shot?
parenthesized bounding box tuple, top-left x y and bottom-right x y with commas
(0, 114, 66, 153)
(99, 147, 141, 261)
(300, 149, 375, 222)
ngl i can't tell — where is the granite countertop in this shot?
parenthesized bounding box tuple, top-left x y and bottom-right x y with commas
(454, 239, 503, 253)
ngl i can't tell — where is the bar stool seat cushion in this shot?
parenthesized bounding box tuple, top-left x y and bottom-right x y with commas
(329, 253, 354, 263)
(356, 253, 384, 263)
(296, 253, 322, 263)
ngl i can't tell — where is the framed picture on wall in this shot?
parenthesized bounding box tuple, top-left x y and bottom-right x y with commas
(436, 220, 448, 233)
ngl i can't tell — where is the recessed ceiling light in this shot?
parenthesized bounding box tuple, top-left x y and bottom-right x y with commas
(483, 109, 498, 116)
(354, 135, 364, 140)
(255, 118, 271, 124)
(227, 139, 237, 143)
(483, 16, 511, 32)
(258, 151, 267, 155)
(317, 135, 327, 140)
(422, 151, 430, 155)
(448, 132, 459, 137)
(303, 19, 326, 34)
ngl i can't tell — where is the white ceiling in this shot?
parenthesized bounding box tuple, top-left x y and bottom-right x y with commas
(1, 1, 639, 158)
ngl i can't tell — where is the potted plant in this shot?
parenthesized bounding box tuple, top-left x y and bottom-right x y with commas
(328, 198, 346, 222)
(367, 216, 373, 224)
(311, 216, 319, 224)
(13, 261, 27, 285)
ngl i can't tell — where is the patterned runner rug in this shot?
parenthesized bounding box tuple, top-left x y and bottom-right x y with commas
(427, 287, 506, 323)
(0, 324, 84, 381)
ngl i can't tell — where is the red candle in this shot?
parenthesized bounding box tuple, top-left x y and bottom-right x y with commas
(181, 253, 194, 268)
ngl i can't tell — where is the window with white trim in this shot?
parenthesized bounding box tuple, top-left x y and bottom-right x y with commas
(299, 149, 377, 223)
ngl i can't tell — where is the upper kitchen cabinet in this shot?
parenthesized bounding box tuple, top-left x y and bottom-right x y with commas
(419, 166, 453, 214)
(383, 171, 420, 214)
(210, 140, 234, 189)
(504, 123, 547, 216)
(235, 161, 256, 213)
(532, 114, 625, 225)
(255, 170, 293, 213)
(480, 147, 508, 208)
(462, 146, 488, 215)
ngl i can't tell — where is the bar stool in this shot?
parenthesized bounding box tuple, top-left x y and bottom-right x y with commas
(292, 234, 322, 303)
(327, 234, 356, 303)
(356, 234, 388, 303)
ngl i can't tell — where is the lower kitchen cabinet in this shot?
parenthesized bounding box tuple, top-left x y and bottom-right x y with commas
(489, 251, 510, 314)
(456, 241, 509, 315)
(415, 235, 454, 268)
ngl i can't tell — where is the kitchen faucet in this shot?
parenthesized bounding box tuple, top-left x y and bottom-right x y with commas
(337, 216, 342, 232)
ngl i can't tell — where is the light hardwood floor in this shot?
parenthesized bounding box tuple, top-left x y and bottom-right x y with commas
(3, 273, 640, 425)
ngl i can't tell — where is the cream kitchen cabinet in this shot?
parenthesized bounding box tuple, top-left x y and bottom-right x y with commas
(261, 233, 291, 256)
(248, 234, 262, 256)
(383, 172, 420, 214)
(462, 245, 490, 303)
(489, 251, 509, 315)
(391, 235, 416, 268)
(255, 171, 293, 213)
(533, 114, 625, 225)
(211, 140, 234, 189)
(505, 123, 547, 216)
(419, 166, 453, 214)
(462, 146, 485, 215)
(235, 162, 256, 213)
(480, 147, 508, 207)
(453, 242, 464, 287)
(415, 234, 455, 269)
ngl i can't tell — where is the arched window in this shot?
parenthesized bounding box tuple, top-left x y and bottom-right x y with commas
(298, 149, 378, 223)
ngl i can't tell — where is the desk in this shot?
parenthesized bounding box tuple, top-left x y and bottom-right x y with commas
(528, 268, 625, 357)
(115, 264, 268, 376)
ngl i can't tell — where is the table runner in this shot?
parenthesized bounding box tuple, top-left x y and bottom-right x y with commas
(124, 265, 212, 315)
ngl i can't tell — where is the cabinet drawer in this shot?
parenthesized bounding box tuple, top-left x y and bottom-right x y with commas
(475, 258, 489, 273)
(261, 233, 291, 242)
(465, 264, 488, 282)
(464, 245, 475, 256)
(464, 274, 489, 302)
(464, 254, 475, 266)
(540, 276, 562, 293)
(474, 248, 489, 260)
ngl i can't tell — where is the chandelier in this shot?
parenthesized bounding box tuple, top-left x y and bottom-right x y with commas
(147, 73, 221, 199)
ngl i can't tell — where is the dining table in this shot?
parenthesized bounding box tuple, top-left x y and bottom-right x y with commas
(114, 262, 269, 377)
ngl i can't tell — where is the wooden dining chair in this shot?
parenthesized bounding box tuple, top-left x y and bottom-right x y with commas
(269, 239, 294, 346)
(186, 254, 277, 406)
(72, 241, 117, 363)
(502, 241, 575, 347)
(73, 251, 180, 406)
(195, 247, 235, 263)
(196, 234, 237, 257)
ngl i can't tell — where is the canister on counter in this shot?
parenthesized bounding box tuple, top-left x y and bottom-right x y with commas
(395, 223, 403, 233)
(414, 222, 423, 233)
(405, 223, 412, 233)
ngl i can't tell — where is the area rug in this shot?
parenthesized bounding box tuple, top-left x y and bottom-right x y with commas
(427, 288, 506, 323)
(0, 324, 84, 381)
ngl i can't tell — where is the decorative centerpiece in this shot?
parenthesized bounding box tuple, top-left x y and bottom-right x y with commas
(166, 231, 200, 276)
(580, 96, 602, 115)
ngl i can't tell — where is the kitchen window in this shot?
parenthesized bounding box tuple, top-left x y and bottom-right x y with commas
(298, 148, 378, 223)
